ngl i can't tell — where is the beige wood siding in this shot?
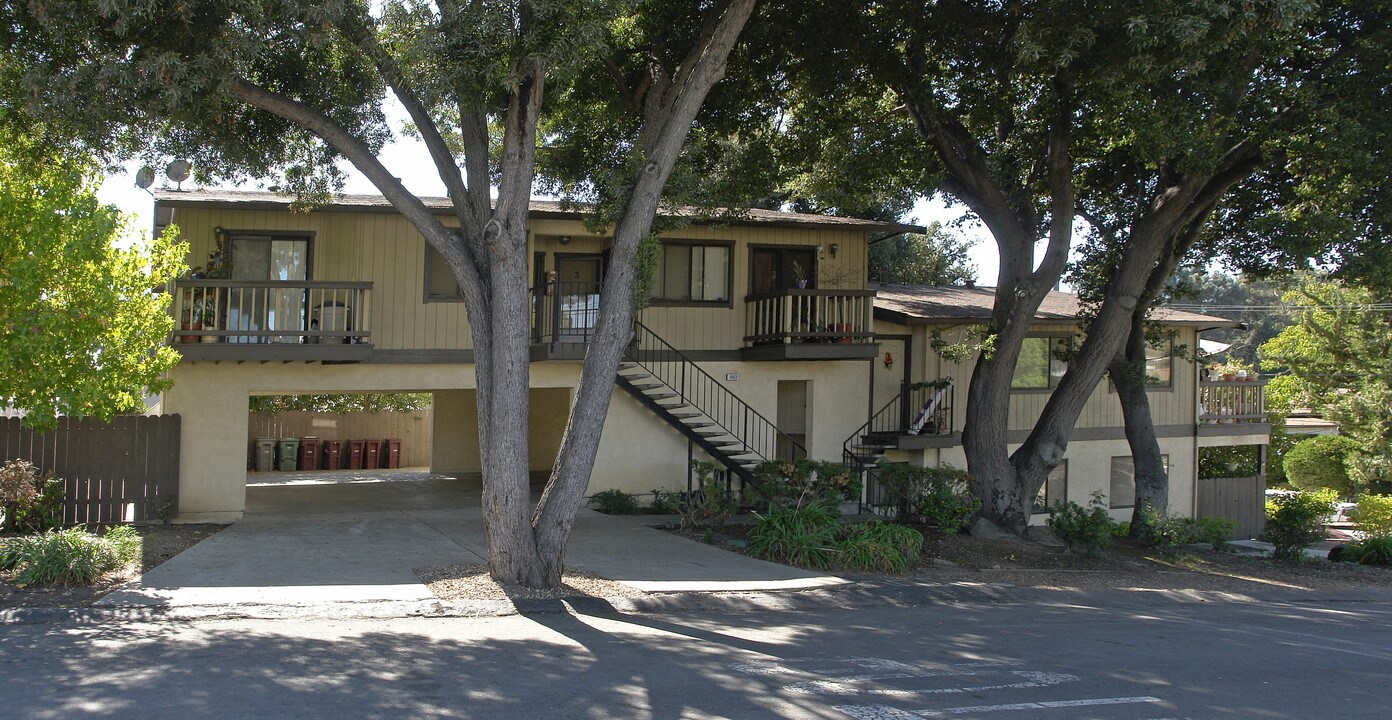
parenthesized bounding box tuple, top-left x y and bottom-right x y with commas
(897, 322, 1199, 432)
(169, 205, 874, 353)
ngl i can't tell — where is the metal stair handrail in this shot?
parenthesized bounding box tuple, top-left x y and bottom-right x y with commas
(627, 320, 806, 465)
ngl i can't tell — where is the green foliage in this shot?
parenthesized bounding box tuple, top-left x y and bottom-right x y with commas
(1198, 445, 1261, 481)
(1349, 494, 1392, 534)
(0, 460, 65, 534)
(1177, 271, 1291, 366)
(834, 521, 923, 573)
(1046, 492, 1114, 556)
(0, 130, 184, 430)
(747, 504, 839, 570)
(1283, 435, 1361, 497)
(248, 393, 433, 414)
(1333, 534, 1392, 566)
(679, 461, 738, 531)
(0, 525, 139, 587)
(868, 224, 977, 286)
(751, 459, 857, 512)
(1111, 521, 1131, 538)
(648, 490, 683, 516)
(1262, 490, 1338, 563)
(1135, 510, 1238, 556)
(875, 462, 978, 533)
(1260, 280, 1392, 495)
(588, 489, 640, 516)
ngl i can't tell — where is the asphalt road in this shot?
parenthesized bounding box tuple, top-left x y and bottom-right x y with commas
(3, 594, 1389, 719)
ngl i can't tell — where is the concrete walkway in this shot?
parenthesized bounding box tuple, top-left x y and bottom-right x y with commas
(98, 472, 847, 609)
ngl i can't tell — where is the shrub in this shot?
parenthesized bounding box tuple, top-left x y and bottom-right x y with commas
(1350, 494, 1392, 534)
(1283, 435, 1360, 496)
(834, 521, 924, 573)
(876, 462, 979, 533)
(748, 504, 839, 569)
(1046, 492, 1114, 556)
(1194, 516, 1239, 551)
(0, 461, 64, 534)
(751, 459, 858, 512)
(679, 461, 738, 530)
(588, 489, 640, 515)
(1262, 490, 1337, 562)
(1, 525, 140, 587)
(1134, 512, 1238, 556)
(1334, 534, 1392, 565)
(648, 490, 684, 515)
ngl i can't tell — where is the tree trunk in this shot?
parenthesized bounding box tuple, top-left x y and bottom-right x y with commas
(1110, 316, 1169, 535)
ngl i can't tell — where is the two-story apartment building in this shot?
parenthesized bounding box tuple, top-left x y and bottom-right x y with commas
(156, 190, 914, 522)
(857, 285, 1269, 527)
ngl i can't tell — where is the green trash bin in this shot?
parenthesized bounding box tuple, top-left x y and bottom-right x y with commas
(277, 438, 300, 471)
(254, 437, 276, 472)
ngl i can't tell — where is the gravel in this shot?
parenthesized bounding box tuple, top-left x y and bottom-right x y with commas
(415, 564, 646, 601)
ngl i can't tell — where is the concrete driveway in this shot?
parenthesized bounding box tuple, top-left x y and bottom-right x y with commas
(98, 472, 847, 609)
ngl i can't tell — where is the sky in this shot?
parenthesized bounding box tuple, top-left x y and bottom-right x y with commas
(97, 142, 1007, 282)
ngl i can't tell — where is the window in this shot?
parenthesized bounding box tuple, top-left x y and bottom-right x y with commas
(1032, 462, 1068, 515)
(424, 244, 463, 301)
(653, 243, 730, 303)
(1011, 336, 1072, 389)
(1109, 455, 1169, 509)
(1144, 338, 1173, 387)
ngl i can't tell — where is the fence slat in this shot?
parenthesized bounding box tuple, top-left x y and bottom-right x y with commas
(1, 415, 181, 525)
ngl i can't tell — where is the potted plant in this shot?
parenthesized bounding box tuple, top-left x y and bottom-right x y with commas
(792, 260, 808, 289)
(196, 295, 222, 342)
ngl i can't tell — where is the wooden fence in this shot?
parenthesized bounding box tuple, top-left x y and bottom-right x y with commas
(247, 409, 432, 468)
(0, 415, 181, 525)
(1198, 475, 1266, 539)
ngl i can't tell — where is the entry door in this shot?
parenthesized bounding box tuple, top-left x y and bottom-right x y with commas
(555, 255, 603, 341)
(750, 247, 817, 296)
(230, 235, 310, 343)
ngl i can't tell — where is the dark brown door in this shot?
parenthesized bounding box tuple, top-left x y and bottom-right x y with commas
(750, 247, 816, 296)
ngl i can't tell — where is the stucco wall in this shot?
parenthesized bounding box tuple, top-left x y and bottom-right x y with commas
(164, 358, 871, 519)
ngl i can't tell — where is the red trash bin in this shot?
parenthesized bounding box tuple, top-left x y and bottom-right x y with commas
(322, 440, 342, 471)
(347, 439, 365, 470)
(382, 438, 402, 469)
(363, 439, 381, 469)
(297, 437, 321, 471)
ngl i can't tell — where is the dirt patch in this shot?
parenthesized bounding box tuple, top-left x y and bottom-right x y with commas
(416, 564, 645, 601)
(666, 520, 1392, 595)
(0, 524, 223, 608)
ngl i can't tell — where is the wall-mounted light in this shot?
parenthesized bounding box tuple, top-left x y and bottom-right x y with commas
(558, 235, 572, 245)
(829, 243, 839, 258)
(883, 352, 894, 369)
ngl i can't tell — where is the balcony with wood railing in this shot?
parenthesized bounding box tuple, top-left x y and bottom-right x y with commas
(170, 279, 373, 362)
(742, 289, 878, 360)
(1198, 378, 1271, 439)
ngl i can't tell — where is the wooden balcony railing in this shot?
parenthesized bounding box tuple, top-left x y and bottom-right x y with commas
(743, 289, 876, 346)
(171, 279, 372, 346)
(1199, 379, 1266, 424)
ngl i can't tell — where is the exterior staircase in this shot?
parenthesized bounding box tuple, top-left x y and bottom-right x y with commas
(842, 381, 955, 513)
(616, 321, 805, 484)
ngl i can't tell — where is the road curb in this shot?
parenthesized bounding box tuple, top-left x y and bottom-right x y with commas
(6, 579, 1389, 625)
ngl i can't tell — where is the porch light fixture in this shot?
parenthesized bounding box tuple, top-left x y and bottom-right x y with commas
(883, 352, 894, 369)
(829, 243, 839, 258)
(558, 235, 572, 245)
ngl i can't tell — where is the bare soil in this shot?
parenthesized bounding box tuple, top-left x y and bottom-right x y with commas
(0, 524, 223, 608)
(671, 520, 1392, 596)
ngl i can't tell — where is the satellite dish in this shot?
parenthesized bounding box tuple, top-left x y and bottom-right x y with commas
(135, 167, 156, 190)
(165, 160, 191, 189)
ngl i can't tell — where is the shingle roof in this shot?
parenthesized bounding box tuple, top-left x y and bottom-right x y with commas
(153, 189, 922, 233)
(872, 283, 1238, 328)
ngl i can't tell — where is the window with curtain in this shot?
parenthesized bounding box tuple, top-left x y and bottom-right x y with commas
(424, 244, 463, 301)
(1109, 455, 1170, 509)
(652, 243, 730, 303)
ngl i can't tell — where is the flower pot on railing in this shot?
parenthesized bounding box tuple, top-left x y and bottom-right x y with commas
(180, 322, 202, 344)
(834, 322, 854, 344)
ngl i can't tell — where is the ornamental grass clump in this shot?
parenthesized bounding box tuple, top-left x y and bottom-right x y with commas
(0, 525, 140, 587)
